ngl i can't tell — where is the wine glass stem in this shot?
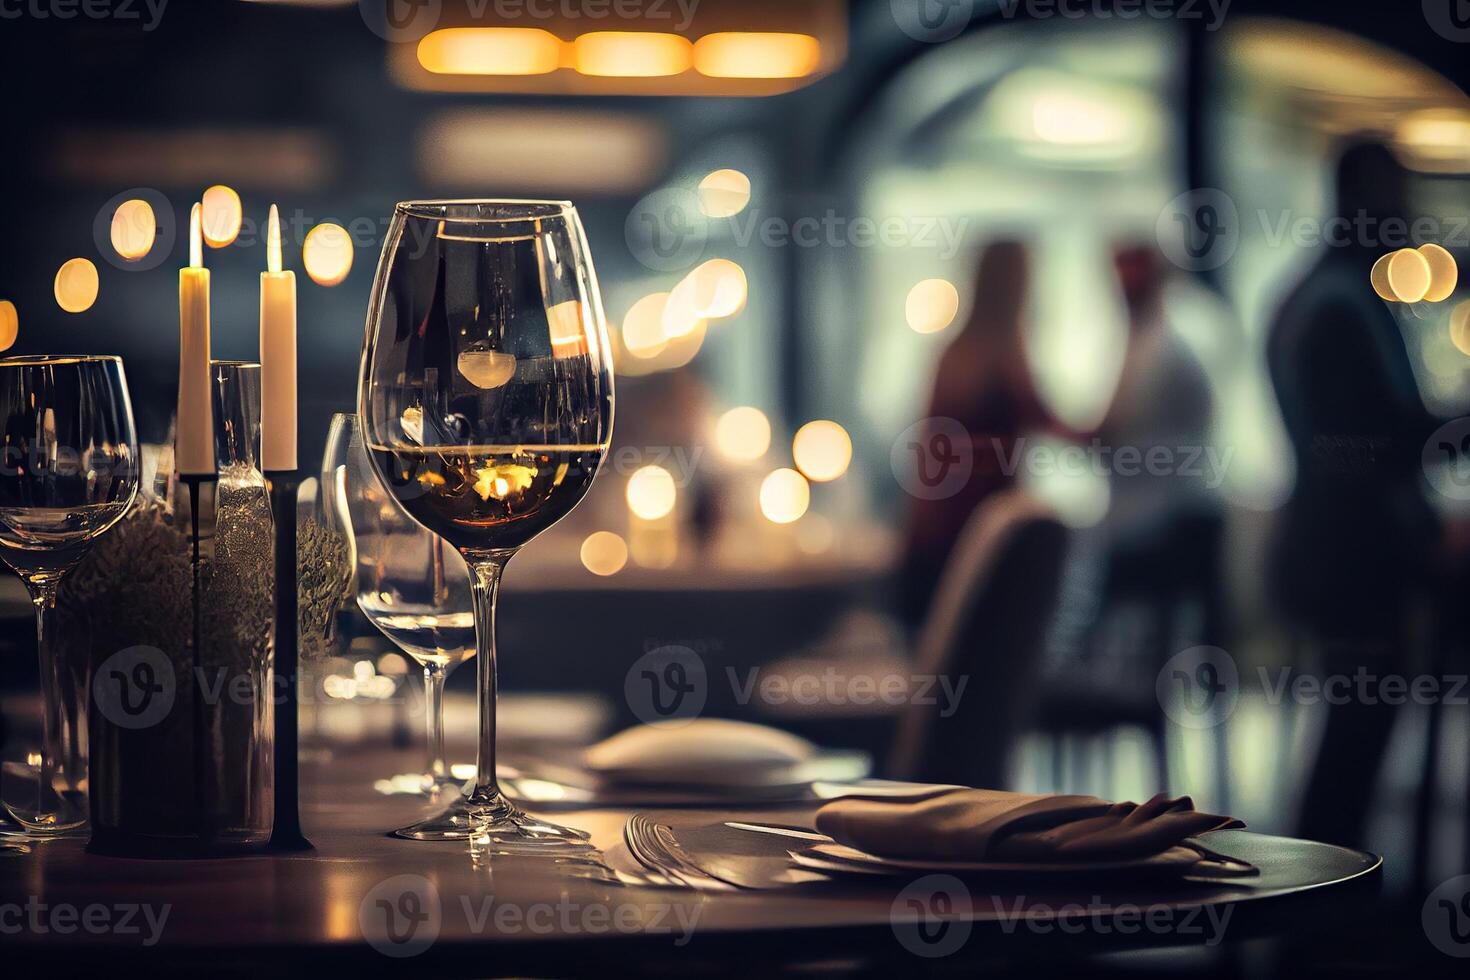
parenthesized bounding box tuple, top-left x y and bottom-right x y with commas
(466, 551, 514, 803)
(423, 664, 447, 785)
(25, 574, 69, 807)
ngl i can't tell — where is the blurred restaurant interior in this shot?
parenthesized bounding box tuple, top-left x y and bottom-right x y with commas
(4, 0, 1470, 974)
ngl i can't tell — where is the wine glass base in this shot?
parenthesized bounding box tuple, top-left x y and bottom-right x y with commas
(394, 790, 590, 845)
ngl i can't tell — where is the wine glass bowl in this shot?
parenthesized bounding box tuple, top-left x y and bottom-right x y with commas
(360, 201, 613, 845)
(0, 355, 139, 834)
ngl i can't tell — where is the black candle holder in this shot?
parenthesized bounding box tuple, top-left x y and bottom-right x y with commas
(267, 470, 313, 852)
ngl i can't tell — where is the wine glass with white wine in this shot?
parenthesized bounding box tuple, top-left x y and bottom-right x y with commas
(359, 201, 613, 846)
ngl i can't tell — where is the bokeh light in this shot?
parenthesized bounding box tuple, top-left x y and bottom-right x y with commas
(580, 531, 630, 576)
(792, 420, 852, 482)
(623, 293, 671, 359)
(715, 406, 771, 462)
(457, 349, 517, 389)
(303, 222, 354, 286)
(418, 27, 562, 76)
(1387, 248, 1431, 303)
(673, 258, 748, 321)
(759, 468, 810, 524)
(110, 199, 156, 261)
(1419, 243, 1459, 302)
(54, 258, 99, 314)
(693, 32, 822, 79)
(1452, 301, 1470, 356)
(626, 464, 677, 520)
(573, 32, 691, 77)
(201, 184, 242, 248)
(0, 301, 16, 352)
(698, 169, 751, 218)
(905, 278, 961, 333)
(1370, 253, 1396, 302)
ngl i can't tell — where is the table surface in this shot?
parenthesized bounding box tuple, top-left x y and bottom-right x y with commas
(1, 765, 1384, 975)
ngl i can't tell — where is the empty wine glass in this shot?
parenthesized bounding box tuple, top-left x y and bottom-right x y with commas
(359, 201, 613, 845)
(0, 355, 139, 834)
(323, 411, 475, 823)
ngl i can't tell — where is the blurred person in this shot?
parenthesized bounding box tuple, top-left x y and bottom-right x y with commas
(1097, 244, 1216, 539)
(897, 240, 1062, 628)
(1266, 141, 1441, 849)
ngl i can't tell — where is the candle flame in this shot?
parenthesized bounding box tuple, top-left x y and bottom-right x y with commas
(267, 204, 282, 275)
(189, 202, 203, 269)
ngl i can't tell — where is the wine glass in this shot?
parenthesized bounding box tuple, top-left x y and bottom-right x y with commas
(0, 355, 139, 834)
(359, 201, 613, 845)
(323, 411, 475, 820)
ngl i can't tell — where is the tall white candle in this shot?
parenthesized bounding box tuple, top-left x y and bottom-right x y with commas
(260, 204, 298, 473)
(177, 202, 214, 476)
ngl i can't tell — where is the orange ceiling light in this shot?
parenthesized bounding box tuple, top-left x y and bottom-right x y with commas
(574, 32, 692, 77)
(418, 28, 562, 76)
(693, 33, 822, 79)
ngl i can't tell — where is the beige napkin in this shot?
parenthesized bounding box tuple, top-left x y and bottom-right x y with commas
(815, 789, 1243, 863)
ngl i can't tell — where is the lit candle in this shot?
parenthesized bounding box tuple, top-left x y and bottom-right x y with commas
(177, 203, 214, 476)
(260, 204, 298, 472)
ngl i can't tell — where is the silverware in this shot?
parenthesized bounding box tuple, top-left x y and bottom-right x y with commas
(723, 821, 833, 842)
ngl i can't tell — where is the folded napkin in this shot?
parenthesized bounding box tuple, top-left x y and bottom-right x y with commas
(815, 789, 1243, 863)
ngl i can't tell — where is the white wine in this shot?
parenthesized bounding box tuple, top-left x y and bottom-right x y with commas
(370, 444, 605, 553)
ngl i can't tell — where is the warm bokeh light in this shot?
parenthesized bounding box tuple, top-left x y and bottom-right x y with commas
(418, 28, 562, 75)
(0, 300, 16, 352)
(1452, 301, 1470, 356)
(457, 349, 517, 389)
(905, 278, 961, 333)
(715, 406, 771, 462)
(1397, 108, 1470, 173)
(759, 468, 811, 524)
(1419, 243, 1459, 302)
(626, 465, 677, 520)
(201, 184, 242, 248)
(1370, 253, 1397, 302)
(573, 32, 692, 77)
(1387, 248, 1432, 303)
(580, 531, 630, 576)
(694, 33, 822, 79)
(547, 300, 589, 358)
(672, 258, 748, 321)
(698, 169, 752, 218)
(54, 258, 99, 314)
(792, 420, 852, 482)
(303, 222, 353, 286)
(110, 199, 156, 261)
(622, 293, 671, 359)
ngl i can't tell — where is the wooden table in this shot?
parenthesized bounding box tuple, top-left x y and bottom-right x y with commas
(0, 757, 1383, 976)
